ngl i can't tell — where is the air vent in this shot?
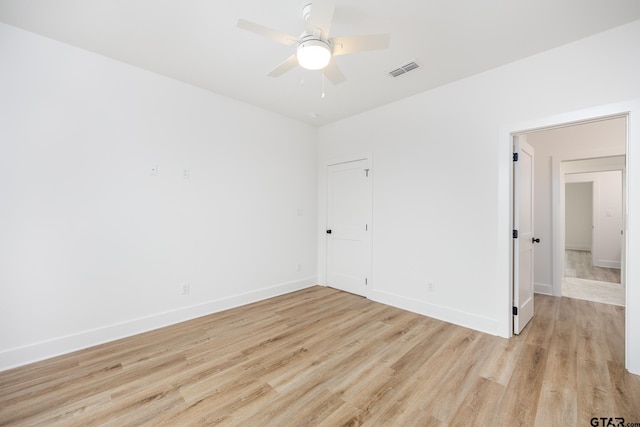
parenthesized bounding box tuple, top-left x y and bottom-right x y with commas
(388, 60, 420, 78)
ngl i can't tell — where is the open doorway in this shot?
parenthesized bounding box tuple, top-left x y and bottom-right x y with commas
(510, 116, 627, 331)
(504, 100, 640, 375)
(510, 118, 627, 336)
(562, 161, 625, 306)
(521, 117, 626, 302)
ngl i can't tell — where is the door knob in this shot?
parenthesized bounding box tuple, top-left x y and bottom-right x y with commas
(326, 229, 332, 234)
(532, 237, 540, 243)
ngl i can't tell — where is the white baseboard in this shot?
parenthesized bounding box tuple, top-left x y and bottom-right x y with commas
(534, 282, 554, 295)
(565, 245, 591, 251)
(368, 289, 500, 337)
(593, 260, 621, 269)
(0, 277, 317, 372)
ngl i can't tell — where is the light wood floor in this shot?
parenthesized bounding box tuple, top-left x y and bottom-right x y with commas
(565, 250, 621, 283)
(563, 250, 625, 306)
(1, 286, 638, 426)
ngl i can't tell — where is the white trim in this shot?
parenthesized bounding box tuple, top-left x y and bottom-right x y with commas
(534, 282, 553, 295)
(563, 156, 626, 174)
(594, 260, 622, 269)
(324, 153, 372, 167)
(0, 277, 317, 372)
(565, 245, 592, 251)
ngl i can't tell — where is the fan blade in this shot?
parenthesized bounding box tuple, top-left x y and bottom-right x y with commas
(268, 54, 299, 77)
(237, 19, 299, 46)
(305, 0, 336, 39)
(331, 34, 390, 56)
(323, 58, 345, 85)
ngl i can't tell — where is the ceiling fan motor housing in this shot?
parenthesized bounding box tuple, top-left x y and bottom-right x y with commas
(296, 36, 332, 70)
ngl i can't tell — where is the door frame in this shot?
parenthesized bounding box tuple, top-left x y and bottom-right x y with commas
(318, 152, 373, 294)
(499, 99, 639, 375)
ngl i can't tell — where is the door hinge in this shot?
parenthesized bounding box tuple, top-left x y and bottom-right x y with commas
(513, 306, 518, 315)
(513, 152, 519, 162)
(513, 230, 518, 238)
(364, 168, 370, 177)
(365, 278, 368, 285)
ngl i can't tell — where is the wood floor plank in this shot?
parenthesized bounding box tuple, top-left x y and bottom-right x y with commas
(448, 377, 506, 427)
(535, 305, 579, 427)
(534, 383, 577, 427)
(426, 335, 492, 415)
(1, 288, 637, 426)
(557, 296, 579, 322)
(316, 403, 366, 427)
(576, 328, 617, 425)
(86, 386, 185, 427)
(524, 295, 558, 349)
(607, 360, 640, 421)
(602, 309, 626, 364)
(343, 323, 456, 425)
(496, 343, 548, 426)
(399, 330, 492, 425)
(478, 335, 523, 386)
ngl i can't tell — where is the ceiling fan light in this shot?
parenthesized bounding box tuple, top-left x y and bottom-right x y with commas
(297, 39, 332, 70)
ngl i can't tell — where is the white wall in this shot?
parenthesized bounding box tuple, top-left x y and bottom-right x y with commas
(0, 23, 318, 371)
(318, 20, 640, 373)
(565, 181, 593, 251)
(594, 170, 623, 268)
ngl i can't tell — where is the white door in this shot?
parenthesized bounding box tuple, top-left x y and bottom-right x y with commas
(326, 159, 372, 297)
(513, 136, 536, 334)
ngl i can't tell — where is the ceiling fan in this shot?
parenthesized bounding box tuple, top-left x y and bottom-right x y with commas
(237, 0, 390, 85)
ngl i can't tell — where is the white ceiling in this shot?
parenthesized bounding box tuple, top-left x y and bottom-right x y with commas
(2, 0, 640, 126)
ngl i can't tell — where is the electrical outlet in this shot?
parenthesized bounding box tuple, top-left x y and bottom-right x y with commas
(180, 282, 190, 295)
(427, 281, 436, 292)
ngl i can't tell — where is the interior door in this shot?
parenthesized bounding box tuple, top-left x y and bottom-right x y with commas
(513, 136, 536, 334)
(326, 159, 371, 297)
